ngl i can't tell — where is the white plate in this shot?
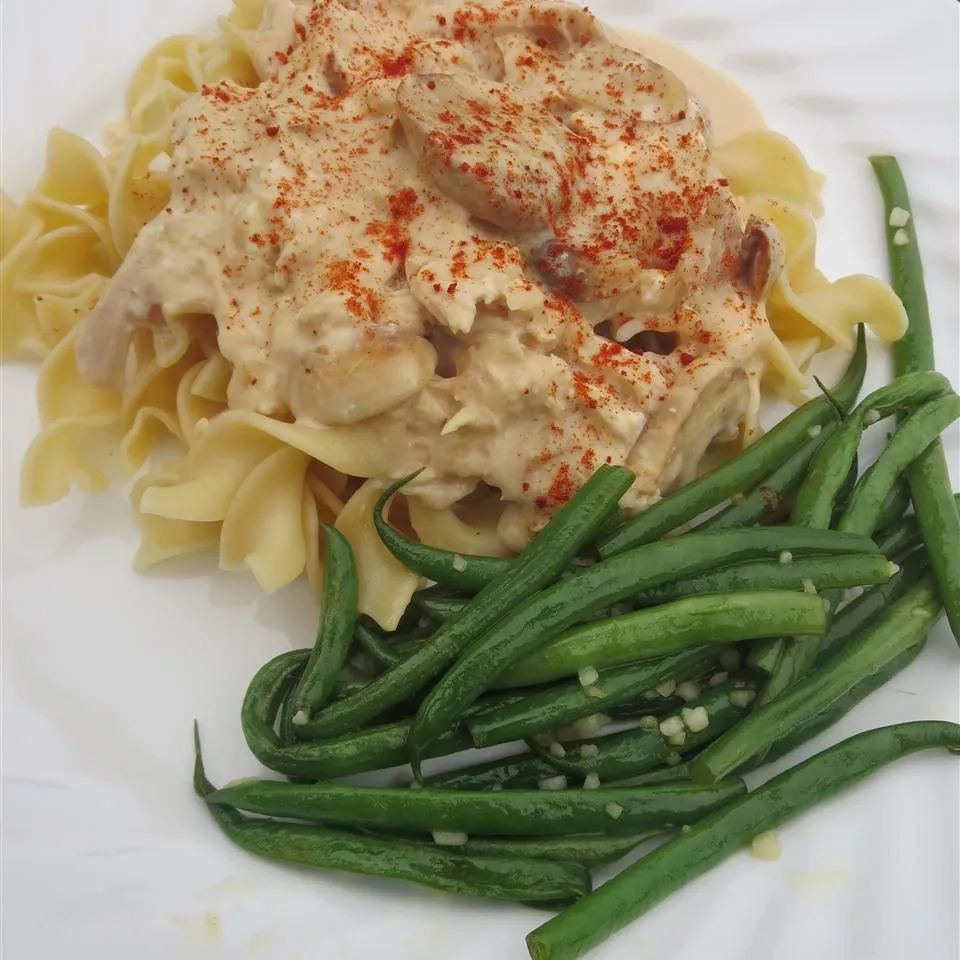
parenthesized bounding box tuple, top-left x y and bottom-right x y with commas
(2, 1, 958, 958)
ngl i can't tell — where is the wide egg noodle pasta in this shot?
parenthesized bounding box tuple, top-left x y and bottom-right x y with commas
(716, 131, 907, 362)
(1, 194, 47, 357)
(335, 479, 421, 631)
(744, 195, 907, 350)
(131, 469, 222, 570)
(219, 444, 312, 592)
(714, 129, 825, 217)
(6, 2, 908, 615)
(176, 356, 229, 446)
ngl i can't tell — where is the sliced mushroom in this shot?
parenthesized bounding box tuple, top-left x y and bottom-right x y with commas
(737, 215, 784, 300)
(497, 2, 605, 50)
(396, 73, 579, 231)
(558, 45, 689, 123)
(533, 236, 650, 301)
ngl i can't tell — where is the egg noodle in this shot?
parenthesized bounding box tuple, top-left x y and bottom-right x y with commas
(2, 0, 906, 628)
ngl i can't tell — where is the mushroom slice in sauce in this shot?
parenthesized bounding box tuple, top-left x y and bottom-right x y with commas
(559, 44, 689, 123)
(737, 215, 785, 300)
(396, 73, 582, 231)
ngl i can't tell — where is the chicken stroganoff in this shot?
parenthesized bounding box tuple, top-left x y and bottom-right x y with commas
(75, 0, 783, 547)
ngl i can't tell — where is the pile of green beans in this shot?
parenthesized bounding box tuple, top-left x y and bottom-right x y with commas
(193, 158, 959, 960)
(871, 155, 960, 643)
(527, 722, 960, 960)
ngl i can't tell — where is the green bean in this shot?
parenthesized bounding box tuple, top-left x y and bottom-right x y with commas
(530, 682, 753, 782)
(526, 720, 960, 960)
(690, 574, 942, 783)
(763, 378, 950, 709)
(458, 832, 664, 866)
(763, 644, 927, 767)
(816, 549, 929, 662)
(869, 158, 933, 371)
(791, 372, 952, 530)
(413, 591, 468, 622)
(699, 422, 835, 530)
(352, 615, 437, 673)
(607, 694, 685, 720)
(241, 650, 472, 779)
(871, 155, 960, 643)
(286, 526, 358, 722)
(632, 552, 891, 608)
(747, 638, 783, 675)
(421, 552, 890, 622)
(838, 394, 960, 536)
(375, 476, 512, 590)
(207, 779, 746, 837)
(468, 649, 735, 749)
(354, 615, 404, 670)
(906, 451, 960, 643)
(613, 763, 692, 786)
(425, 751, 569, 790)
(597, 326, 866, 557)
(195, 726, 590, 903)
(875, 515, 922, 558)
(872, 479, 911, 533)
(737, 549, 921, 740)
(832, 447, 861, 520)
(498, 592, 827, 688)
(303, 465, 633, 739)
(409, 527, 878, 772)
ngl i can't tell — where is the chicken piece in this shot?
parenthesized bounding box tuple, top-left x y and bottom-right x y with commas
(396, 73, 582, 231)
(287, 335, 437, 425)
(627, 363, 751, 502)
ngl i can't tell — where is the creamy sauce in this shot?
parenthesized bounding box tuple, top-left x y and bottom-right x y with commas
(76, 0, 782, 546)
(612, 29, 765, 143)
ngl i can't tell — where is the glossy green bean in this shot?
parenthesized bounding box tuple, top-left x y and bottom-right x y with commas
(375, 477, 511, 590)
(531, 682, 753, 782)
(700, 422, 835, 530)
(614, 763, 692, 786)
(241, 650, 472, 779)
(303, 465, 633, 739)
(632, 553, 891, 608)
(869, 157, 933, 371)
(872, 480, 911, 533)
(526, 721, 960, 960)
(286, 526, 358, 723)
(690, 575, 943, 783)
(763, 379, 949, 708)
(597, 326, 866, 557)
(195, 727, 589, 903)
(468, 649, 732, 749)
(746, 639, 784, 676)
(354, 615, 403, 670)
(425, 751, 569, 791)
(816, 549, 929, 662)
(458, 832, 664, 866)
(498, 591, 827, 688)
(763, 644, 927, 767)
(413, 591, 468, 622)
(871, 155, 960, 643)
(874, 513, 924, 558)
(409, 527, 878, 772)
(838, 393, 960, 536)
(207, 779, 746, 837)
(791, 371, 952, 530)
(422, 554, 893, 625)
